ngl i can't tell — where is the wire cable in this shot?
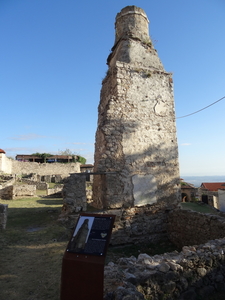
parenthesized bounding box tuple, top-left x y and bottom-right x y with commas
(176, 95, 225, 119)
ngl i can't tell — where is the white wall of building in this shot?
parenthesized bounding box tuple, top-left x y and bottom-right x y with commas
(218, 189, 225, 212)
(0, 154, 12, 174)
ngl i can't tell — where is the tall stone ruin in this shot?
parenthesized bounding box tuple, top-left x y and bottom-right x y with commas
(93, 6, 180, 209)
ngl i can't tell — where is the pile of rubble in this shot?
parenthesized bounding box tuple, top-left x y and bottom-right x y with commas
(104, 239, 225, 299)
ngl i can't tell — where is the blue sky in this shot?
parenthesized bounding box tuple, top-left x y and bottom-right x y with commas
(1, 0, 225, 176)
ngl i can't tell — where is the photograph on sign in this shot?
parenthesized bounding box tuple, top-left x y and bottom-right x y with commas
(67, 215, 114, 256)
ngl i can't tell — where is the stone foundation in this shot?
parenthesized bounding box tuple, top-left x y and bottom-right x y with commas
(0, 184, 36, 200)
(103, 209, 225, 299)
(168, 209, 225, 248)
(47, 184, 63, 197)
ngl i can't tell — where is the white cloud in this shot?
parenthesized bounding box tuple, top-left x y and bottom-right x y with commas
(181, 143, 191, 146)
(72, 142, 94, 145)
(9, 133, 46, 141)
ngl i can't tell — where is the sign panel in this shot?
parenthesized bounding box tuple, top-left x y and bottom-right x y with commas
(67, 214, 115, 256)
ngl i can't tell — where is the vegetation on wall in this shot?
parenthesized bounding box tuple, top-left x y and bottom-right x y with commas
(77, 156, 86, 164)
(32, 152, 53, 163)
(58, 149, 86, 164)
(30, 150, 87, 164)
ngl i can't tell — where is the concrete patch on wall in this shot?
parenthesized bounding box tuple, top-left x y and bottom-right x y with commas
(132, 174, 157, 206)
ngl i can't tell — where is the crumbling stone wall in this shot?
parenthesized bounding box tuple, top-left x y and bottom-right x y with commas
(47, 184, 63, 197)
(106, 203, 173, 246)
(168, 209, 225, 248)
(0, 175, 15, 187)
(0, 175, 16, 199)
(0, 184, 36, 200)
(60, 202, 175, 246)
(104, 209, 225, 299)
(11, 161, 80, 176)
(104, 239, 225, 300)
(93, 6, 180, 209)
(61, 174, 87, 215)
(20, 179, 48, 190)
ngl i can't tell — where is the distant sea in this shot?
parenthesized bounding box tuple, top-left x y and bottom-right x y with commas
(181, 176, 225, 187)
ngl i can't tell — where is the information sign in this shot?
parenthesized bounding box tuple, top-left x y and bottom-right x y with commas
(67, 213, 115, 256)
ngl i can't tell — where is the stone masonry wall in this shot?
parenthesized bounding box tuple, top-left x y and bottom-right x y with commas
(167, 209, 225, 248)
(11, 161, 80, 176)
(47, 184, 63, 197)
(103, 209, 225, 299)
(0, 176, 16, 199)
(93, 6, 180, 209)
(61, 203, 176, 246)
(61, 174, 87, 215)
(13, 184, 36, 199)
(1, 184, 36, 200)
(19, 179, 48, 190)
(107, 204, 173, 246)
(104, 239, 225, 300)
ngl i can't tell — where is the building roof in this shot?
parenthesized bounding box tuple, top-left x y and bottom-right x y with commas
(201, 182, 225, 191)
(181, 183, 195, 189)
(180, 179, 195, 189)
(0, 149, 5, 154)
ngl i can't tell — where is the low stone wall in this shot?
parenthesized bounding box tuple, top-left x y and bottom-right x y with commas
(0, 186, 13, 200)
(0, 175, 15, 188)
(36, 182, 48, 190)
(13, 185, 36, 199)
(0, 204, 8, 229)
(167, 209, 225, 248)
(19, 179, 48, 190)
(103, 208, 225, 299)
(60, 196, 225, 299)
(60, 202, 175, 246)
(47, 185, 63, 197)
(0, 184, 36, 200)
(104, 239, 225, 299)
(108, 204, 172, 246)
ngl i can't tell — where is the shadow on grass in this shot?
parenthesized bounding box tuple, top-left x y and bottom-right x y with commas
(180, 202, 220, 214)
(106, 240, 181, 264)
(37, 198, 63, 206)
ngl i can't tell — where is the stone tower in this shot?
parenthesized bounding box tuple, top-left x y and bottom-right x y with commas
(93, 6, 180, 209)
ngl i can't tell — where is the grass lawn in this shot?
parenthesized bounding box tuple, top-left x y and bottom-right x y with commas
(0, 196, 181, 299)
(180, 202, 220, 214)
(1, 197, 224, 300)
(0, 197, 69, 300)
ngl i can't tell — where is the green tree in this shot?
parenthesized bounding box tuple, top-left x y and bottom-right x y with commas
(77, 156, 86, 164)
(32, 152, 53, 163)
(58, 149, 87, 164)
